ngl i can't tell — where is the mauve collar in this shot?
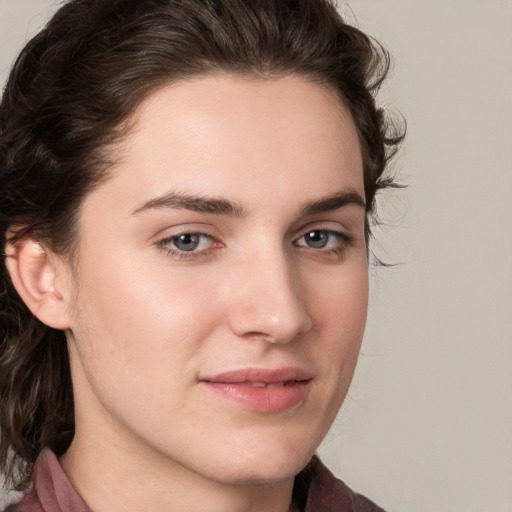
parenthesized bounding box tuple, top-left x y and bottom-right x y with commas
(32, 449, 91, 512)
(303, 456, 356, 512)
(303, 456, 386, 512)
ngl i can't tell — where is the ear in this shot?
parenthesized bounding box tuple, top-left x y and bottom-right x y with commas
(4, 237, 72, 330)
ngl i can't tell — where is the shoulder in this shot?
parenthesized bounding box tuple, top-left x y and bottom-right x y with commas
(301, 456, 388, 512)
(1, 490, 41, 512)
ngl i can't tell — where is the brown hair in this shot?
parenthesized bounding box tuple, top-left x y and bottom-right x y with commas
(0, 0, 404, 491)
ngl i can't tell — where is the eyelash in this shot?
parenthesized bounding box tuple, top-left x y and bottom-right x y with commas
(294, 229, 354, 258)
(156, 229, 354, 261)
(156, 232, 220, 261)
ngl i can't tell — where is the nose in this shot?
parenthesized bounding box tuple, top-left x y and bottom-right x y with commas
(226, 249, 313, 344)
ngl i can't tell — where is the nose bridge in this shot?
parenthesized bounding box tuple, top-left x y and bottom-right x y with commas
(227, 244, 313, 343)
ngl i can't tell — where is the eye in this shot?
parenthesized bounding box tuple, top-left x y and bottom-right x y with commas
(169, 233, 207, 252)
(296, 229, 348, 250)
(157, 232, 217, 257)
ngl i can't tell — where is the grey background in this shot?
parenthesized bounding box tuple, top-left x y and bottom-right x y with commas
(1, 1, 511, 511)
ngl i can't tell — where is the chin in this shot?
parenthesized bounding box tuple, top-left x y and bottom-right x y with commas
(210, 461, 308, 487)
(199, 437, 316, 486)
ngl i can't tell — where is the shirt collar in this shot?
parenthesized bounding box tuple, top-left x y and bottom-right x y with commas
(32, 449, 91, 512)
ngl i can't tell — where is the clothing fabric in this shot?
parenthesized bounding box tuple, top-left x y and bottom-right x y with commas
(4, 450, 386, 512)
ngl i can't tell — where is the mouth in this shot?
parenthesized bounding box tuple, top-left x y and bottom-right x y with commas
(199, 367, 313, 413)
(243, 380, 297, 388)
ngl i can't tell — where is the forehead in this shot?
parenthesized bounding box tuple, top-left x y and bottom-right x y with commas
(87, 74, 364, 216)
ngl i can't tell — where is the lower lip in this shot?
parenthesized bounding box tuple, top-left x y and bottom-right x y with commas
(201, 380, 311, 413)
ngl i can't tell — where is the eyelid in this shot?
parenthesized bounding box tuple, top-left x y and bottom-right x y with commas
(150, 220, 220, 239)
(292, 219, 354, 240)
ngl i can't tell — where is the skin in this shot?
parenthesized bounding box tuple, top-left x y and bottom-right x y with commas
(52, 74, 369, 512)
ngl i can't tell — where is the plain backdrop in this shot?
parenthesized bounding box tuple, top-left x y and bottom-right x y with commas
(1, 1, 511, 511)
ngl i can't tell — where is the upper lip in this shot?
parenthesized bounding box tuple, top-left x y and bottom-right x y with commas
(200, 367, 314, 384)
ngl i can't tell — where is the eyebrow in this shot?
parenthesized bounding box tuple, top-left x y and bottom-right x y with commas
(131, 191, 246, 217)
(131, 188, 366, 217)
(301, 189, 366, 215)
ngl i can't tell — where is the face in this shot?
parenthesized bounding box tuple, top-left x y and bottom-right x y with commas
(61, 75, 368, 487)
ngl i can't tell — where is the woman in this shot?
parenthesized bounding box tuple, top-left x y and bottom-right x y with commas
(0, 0, 403, 510)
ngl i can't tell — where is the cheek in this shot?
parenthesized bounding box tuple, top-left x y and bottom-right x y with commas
(308, 257, 368, 338)
(307, 261, 368, 395)
(68, 249, 223, 393)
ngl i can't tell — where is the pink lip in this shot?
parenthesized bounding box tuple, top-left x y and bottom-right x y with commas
(200, 367, 313, 413)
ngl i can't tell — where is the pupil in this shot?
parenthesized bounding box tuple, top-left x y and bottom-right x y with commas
(175, 234, 199, 251)
(307, 231, 327, 248)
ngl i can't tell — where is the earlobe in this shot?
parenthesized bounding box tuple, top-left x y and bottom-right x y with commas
(4, 238, 72, 330)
